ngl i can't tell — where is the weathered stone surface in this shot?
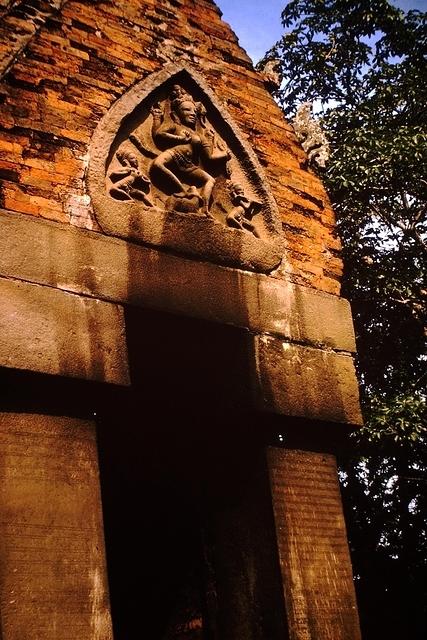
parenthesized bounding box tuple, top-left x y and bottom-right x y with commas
(267, 448, 362, 640)
(0, 276, 129, 384)
(253, 336, 362, 425)
(87, 202, 283, 273)
(0, 412, 113, 640)
(0, 209, 355, 352)
(247, 276, 356, 352)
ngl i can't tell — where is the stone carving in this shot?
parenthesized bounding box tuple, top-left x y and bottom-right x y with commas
(226, 181, 261, 238)
(105, 83, 264, 235)
(108, 150, 153, 206)
(88, 64, 284, 272)
(292, 102, 330, 169)
(149, 86, 230, 215)
(257, 58, 283, 93)
(166, 186, 204, 214)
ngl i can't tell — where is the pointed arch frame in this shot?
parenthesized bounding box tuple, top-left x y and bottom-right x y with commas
(88, 63, 286, 273)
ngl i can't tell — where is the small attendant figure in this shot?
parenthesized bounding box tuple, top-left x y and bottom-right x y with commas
(109, 150, 153, 206)
(226, 181, 261, 237)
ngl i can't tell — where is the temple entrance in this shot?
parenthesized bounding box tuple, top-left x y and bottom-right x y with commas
(96, 308, 287, 639)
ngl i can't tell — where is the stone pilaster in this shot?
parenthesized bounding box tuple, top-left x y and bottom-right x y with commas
(0, 413, 112, 640)
(267, 447, 361, 640)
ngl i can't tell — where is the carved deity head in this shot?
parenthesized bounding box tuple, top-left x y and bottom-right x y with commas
(176, 100, 197, 127)
(172, 101, 197, 128)
(170, 86, 198, 128)
(228, 180, 245, 200)
(117, 150, 139, 168)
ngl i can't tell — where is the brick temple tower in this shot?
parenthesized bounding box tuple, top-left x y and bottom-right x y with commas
(0, 1, 362, 638)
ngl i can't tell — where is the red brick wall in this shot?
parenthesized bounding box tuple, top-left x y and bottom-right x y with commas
(0, 0, 343, 294)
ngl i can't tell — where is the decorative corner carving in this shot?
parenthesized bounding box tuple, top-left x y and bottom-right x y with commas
(257, 58, 283, 93)
(88, 63, 285, 272)
(293, 102, 330, 169)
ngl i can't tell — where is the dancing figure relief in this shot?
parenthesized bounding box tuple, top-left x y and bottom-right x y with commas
(107, 83, 262, 235)
(150, 85, 230, 215)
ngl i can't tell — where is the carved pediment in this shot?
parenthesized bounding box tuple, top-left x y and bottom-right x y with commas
(88, 63, 284, 272)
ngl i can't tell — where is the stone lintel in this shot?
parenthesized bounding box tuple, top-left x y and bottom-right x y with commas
(253, 335, 363, 425)
(0, 276, 129, 385)
(0, 209, 356, 353)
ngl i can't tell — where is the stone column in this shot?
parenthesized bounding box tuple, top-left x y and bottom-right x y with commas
(267, 447, 361, 640)
(0, 412, 112, 640)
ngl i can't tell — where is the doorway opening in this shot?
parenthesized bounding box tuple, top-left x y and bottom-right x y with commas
(96, 307, 286, 639)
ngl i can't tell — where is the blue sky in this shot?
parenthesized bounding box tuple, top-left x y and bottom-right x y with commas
(215, 0, 427, 63)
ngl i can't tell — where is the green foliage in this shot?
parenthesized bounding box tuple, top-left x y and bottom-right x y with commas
(261, 1, 427, 637)
(362, 392, 426, 444)
(261, 0, 427, 444)
(261, 0, 427, 423)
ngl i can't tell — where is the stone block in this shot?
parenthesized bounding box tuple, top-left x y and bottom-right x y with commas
(0, 413, 113, 640)
(244, 276, 356, 352)
(0, 209, 356, 353)
(252, 335, 362, 425)
(0, 276, 129, 385)
(267, 448, 362, 640)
